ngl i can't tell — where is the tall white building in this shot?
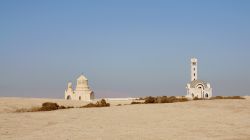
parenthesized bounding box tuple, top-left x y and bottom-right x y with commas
(65, 74, 94, 101)
(186, 58, 212, 99)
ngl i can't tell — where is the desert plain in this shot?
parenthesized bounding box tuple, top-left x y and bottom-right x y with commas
(0, 97, 250, 140)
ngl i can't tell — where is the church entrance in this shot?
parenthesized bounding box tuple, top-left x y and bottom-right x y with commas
(197, 84, 205, 99)
(205, 93, 208, 98)
(67, 95, 71, 100)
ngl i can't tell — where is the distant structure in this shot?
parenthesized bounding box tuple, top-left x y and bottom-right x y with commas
(186, 58, 212, 99)
(65, 74, 94, 101)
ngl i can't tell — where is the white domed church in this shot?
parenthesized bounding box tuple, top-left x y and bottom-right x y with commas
(65, 74, 94, 101)
(186, 58, 212, 99)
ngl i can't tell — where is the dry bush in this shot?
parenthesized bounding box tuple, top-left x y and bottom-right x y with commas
(144, 96, 188, 104)
(210, 96, 223, 99)
(82, 103, 96, 108)
(39, 102, 59, 111)
(131, 101, 142, 104)
(177, 97, 189, 102)
(193, 97, 203, 100)
(58, 106, 66, 109)
(58, 105, 74, 109)
(159, 96, 169, 103)
(15, 102, 74, 113)
(144, 96, 156, 104)
(168, 96, 177, 103)
(96, 99, 110, 107)
(81, 99, 110, 108)
(66, 106, 74, 109)
(211, 96, 245, 100)
(116, 104, 122, 106)
(228, 96, 245, 99)
(167, 96, 189, 103)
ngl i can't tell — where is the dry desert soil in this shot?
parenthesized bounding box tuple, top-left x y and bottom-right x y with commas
(0, 97, 250, 140)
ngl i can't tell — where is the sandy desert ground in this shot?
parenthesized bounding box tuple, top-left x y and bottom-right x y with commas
(0, 97, 250, 140)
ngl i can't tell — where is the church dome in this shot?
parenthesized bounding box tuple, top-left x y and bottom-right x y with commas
(189, 80, 209, 88)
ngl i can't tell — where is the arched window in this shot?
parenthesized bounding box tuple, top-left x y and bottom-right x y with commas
(79, 96, 81, 100)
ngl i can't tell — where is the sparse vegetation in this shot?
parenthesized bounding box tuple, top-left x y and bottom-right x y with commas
(81, 99, 110, 108)
(59, 106, 74, 109)
(15, 102, 74, 113)
(39, 102, 59, 111)
(16, 107, 41, 112)
(210, 96, 245, 100)
(131, 101, 142, 104)
(16, 99, 111, 112)
(193, 97, 203, 100)
(143, 96, 188, 104)
(16, 95, 245, 113)
(144, 96, 155, 104)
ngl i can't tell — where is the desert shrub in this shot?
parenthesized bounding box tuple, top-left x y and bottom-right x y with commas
(167, 96, 189, 103)
(66, 106, 74, 109)
(193, 97, 203, 100)
(15, 102, 74, 113)
(178, 97, 189, 102)
(16, 107, 41, 112)
(82, 103, 96, 108)
(211, 96, 245, 100)
(211, 96, 223, 99)
(58, 105, 74, 109)
(131, 101, 142, 104)
(116, 104, 122, 106)
(168, 96, 177, 103)
(58, 106, 66, 109)
(144, 96, 188, 104)
(224, 96, 245, 99)
(154, 96, 160, 103)
(144, 96, 156, 104)
(39, 102, 59, 111)
(234, 96, 244, 99)
(81, 99, 110, 108)
(96, 99, 110, 107)
(160, 96, 169, 103)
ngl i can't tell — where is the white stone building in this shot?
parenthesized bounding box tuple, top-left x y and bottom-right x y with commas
(65, 74, 94, 101)
(186, 58, 212, 99)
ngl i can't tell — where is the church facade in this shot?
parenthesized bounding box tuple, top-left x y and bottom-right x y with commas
(186, 58, 212, 99)
(65, 74, 94, 101)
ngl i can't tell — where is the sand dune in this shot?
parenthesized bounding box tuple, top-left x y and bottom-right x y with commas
(0, 97, 250, 140)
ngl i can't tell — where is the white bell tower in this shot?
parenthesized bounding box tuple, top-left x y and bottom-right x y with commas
(191, 58, 198, 81)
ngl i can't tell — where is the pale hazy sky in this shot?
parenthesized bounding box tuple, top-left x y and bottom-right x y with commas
(0, 0, 250, 98)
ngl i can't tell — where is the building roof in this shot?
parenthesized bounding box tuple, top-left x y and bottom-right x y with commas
(77, 74, 88, 81)
(189, 80, 209, 88)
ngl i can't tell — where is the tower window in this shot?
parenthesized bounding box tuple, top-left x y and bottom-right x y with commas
(194, 68, 195, 71)
(194, 73, 195, 76)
